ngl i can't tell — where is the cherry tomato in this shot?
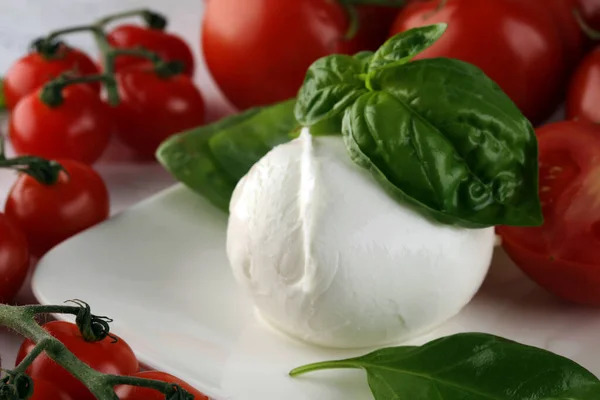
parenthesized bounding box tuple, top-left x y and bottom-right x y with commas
(112, 65, 205, 158)
(3, 46, 100, 110)
(0, 213, 29, 303)
(567, 47, 600, 123)
(390, 0, 567, 125)
(5, 159, 109, 257)
(497, 121, 600, 305)
(9, 84, 114, 165)
(107, 25, 195, 76)
(115, 371, 209, 400)
(16, 321, 139, 400)
(202, 0, 363, 110)
(30, 378, 74, 400)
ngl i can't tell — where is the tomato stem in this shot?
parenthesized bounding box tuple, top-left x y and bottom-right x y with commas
(0, 302, 196, 400)
(95, 9, 168, 30)
(0, 153, 66, 186)
(573, 9, 600, 40)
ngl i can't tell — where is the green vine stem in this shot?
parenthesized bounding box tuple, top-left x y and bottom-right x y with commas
(0, 302, 195, 400)
(0, 138, 65, 185)
(573, 8, 600, 40)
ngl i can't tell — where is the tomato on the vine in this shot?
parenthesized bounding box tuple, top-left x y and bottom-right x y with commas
(5, 159, 110, 257)
(389, 0, 567, 125)
(567, 47, 600, 123)
(3, 46, 100, 110)
(107, 25, 195, 76)
(16, 321, 139, 400)
(115, 371, 209, 400)
(112, 64, 205, 158)
(30, 378, 74, 400)
(202, 0, 363, 110)
(9, 84, 114, 165)
(497, 121, 600, 306)
(0, 213, 29, 304)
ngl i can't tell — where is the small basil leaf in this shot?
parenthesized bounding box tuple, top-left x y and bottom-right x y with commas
(157, 99, 298, 212)
(368, 24, 447, 72)
(290, 333, 600, 400)
(345, 58, 541, 227)
(294, 54, 367, 127)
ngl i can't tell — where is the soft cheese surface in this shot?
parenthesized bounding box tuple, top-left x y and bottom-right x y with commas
(226, 129, 495, 348)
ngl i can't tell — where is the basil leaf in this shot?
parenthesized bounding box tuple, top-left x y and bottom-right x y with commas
(157, 99, 299, 212)
(368, 23, 447, 72)
(294, 54, 367, 127)
(341, 58, 541, 227)
(542, 384, 600, 400)
(290, 333, 600, 400)
(208, 99, 299, 179)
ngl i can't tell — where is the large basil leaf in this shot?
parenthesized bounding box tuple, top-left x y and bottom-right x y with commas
(294, 54, 368, 127)
(157, 99, 298, 212)
(341, 57, 541, 227)
(290, 333, 600, 400)
(368, 23, 447, 72)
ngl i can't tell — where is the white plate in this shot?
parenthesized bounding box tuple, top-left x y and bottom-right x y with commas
(32, 184, 600, 400)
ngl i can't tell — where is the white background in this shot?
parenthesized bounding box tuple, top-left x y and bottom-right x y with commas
(0, 0, 225, 370)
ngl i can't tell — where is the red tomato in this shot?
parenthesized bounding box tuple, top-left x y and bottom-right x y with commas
(30, 379, 74, 400)
(115, 371, 209, 400)
(390, 0, 567, 125)
(112, 65, 205, 158)
(9, 84, 114, 164)
(497, 121, 600, 305)
(3, 46, 100, 110)
(16, 321, 139, 400)
(525, 0, 584, 67)
(349, 6, 401, 51)
(567, 47, 600, 123)
(202, 0, 363, 110)
(107, 25, 195, 76)
(5, 159, 109, 257)
(0, 213, 29, 303)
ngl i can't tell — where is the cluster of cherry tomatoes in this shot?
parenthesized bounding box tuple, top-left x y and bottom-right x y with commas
(0, 14, 207, 306)
(3, 20, 204, 164)
(14, 319, 208, 399)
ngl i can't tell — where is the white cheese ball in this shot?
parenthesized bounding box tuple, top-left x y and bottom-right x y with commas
(226, 130, 495, 348)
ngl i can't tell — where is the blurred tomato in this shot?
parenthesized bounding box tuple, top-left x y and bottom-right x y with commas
(567, 47, 600, 123)
(390, 0, 567, 125)
(202, 0, 361, 110)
